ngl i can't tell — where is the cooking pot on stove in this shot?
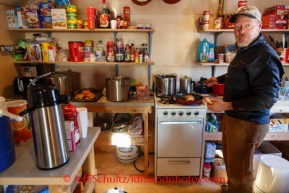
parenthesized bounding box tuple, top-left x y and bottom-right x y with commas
(155, 73, 177, 97)
(47, 71, 74, 96)
(180, 75, 195, 93)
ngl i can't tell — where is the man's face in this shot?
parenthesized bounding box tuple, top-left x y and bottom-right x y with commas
(234, 15, 262, 47)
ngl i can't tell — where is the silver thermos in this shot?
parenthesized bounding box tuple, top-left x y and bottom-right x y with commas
(20, 84, 71, 170)
(180, 75, 195, 93)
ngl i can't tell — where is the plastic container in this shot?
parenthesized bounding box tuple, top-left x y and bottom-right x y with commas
(96, 40, 105, 61)
(68, 41, 84, 62)
(63, 103, 80, 145)
(208, 41, 215, 62)
(106, 41, 115, 62)
(0, 96, 16, 172)
(197, 38, 210, 62)
(203, 162, 211, 178)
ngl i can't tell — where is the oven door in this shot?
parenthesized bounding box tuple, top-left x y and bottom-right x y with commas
(157, 118, 203, 157)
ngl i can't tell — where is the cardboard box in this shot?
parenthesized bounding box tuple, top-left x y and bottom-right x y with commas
(212, 158, 228, 183)
(65, 121, 76, 152)
(51, 8, 67, 28)
(269, 114, 289, 132)
(253, 141, 282, 178)
(26, 8, 40, 28)
(38, 2, 54, 28)
(6, 10, 16, 28)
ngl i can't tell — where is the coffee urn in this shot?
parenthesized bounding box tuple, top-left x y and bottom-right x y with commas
(20, 84, 71, 170)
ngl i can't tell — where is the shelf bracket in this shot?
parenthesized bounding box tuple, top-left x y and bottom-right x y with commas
(115, 64, 119, 76)
(113, 32, 118, 43)
(211, 66, 216, 77)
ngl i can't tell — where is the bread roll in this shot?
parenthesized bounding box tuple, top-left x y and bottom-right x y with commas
(75, 93, 86, 100)
(85, 92, 95, 100)
(205, 97, 213, 105)
(82, 89, 91, 94)
(185, 95, 195, 101)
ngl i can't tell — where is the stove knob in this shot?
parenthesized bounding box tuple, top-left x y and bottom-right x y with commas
(178, 111, 184, 116)
(186, 111, 191, 116)
(194, 111, 199, 116)
(171, 111, 176, 116)
(163, 111, 168, 116)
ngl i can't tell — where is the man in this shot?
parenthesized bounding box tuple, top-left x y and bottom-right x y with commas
(206, 6, 284, 193)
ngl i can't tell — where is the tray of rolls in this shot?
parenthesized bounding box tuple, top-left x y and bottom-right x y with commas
(70, 89, 103, 102)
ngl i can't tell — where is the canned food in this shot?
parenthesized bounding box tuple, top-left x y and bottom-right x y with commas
(66, 4, 77, 13)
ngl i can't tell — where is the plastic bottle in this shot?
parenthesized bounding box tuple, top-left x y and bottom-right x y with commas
(200, 46, 208, 62)
(203, 162, 211, 178)
(99, 0, 110, 28)
(208, 40, 215, 62)
(130, 43, 135, 62)
(135, 49, 139, 63)
(106, 41, 115, 62)
(197, 38, 210, 62)
(124, 44, 130, 62)
(116, 39, 124, 62)
(96, 40, 105, 61)
(63, 103, 80, 145)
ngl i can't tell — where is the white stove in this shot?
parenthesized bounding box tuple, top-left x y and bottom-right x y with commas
(154, 94, 206, 179)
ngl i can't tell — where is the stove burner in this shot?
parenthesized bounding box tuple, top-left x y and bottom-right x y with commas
(158, 97, 177, 104)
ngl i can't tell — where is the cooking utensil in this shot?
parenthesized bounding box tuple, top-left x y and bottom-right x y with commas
(155, 73, 177, 97)
(180, 75, 195, 93)
(47, 71, 75, 96)
(163, 0, 181, 4)
(269, 35, 276, 49)
(174, 93, 203, 105)
(106, 76, 131, 102)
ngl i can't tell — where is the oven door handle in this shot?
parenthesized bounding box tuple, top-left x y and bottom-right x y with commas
(159, 121, 202, 125)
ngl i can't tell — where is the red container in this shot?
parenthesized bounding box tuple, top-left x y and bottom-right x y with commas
(87, 7, 96, 29)
(212, 84, 224, 96)
(63, 103, 80, 145)
(68, 41, 84, 62)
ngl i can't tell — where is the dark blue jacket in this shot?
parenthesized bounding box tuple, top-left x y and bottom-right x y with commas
(217, 34, 284, 124)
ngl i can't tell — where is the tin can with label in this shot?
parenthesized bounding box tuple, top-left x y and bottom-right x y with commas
(238, 1, 247, 8)
(218, 53, 224, 64)
(203, 11, 210, 21)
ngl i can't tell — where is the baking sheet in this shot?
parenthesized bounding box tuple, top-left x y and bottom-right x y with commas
(70, 89, 103, 102)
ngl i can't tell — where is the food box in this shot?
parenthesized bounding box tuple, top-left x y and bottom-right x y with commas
(25, 9, 40, 28)
(38, 2, 55, 28)
(65, 121, 76, 152)
(253, 141, 282, 179)
(15, 6, 28, 28)
(136, 85, 150, 100)
(27, 44, 42, 61)
(6, 10, 16, 28)
(269, 114, 289, 132)
(204, 142, 216, 161)
(51, 8, 67, 28)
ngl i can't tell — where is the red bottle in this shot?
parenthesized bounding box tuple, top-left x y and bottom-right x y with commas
(63, 103, 80, 145)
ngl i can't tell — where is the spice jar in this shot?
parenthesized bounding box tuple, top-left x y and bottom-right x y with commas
(83, 20, 88, 29)
(76, 20, 83, 29)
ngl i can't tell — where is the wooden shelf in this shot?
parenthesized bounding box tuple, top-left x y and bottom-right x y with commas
(13, 61, 154, 66)
(7, 28, 155, 33)
(204, 131, 289, 141)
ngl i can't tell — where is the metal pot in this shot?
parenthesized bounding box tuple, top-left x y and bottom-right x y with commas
(47, 71, 74, 96)
(106, 76, 130, 102)
(155, 74, 177, 97)
(180, 75, 195, 93)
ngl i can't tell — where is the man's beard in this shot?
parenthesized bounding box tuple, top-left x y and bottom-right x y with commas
(236, 36, 252, 47)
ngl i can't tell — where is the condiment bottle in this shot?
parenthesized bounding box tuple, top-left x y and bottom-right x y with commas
(135, 49, 139, 63)
(116, 39, 124, 62)
(124, 44, 131, 62)
(123, 6, 130, 28)
(115, 14, 123, 29)
(130, 43, 135, 62)
(106, 41, 115, 62)
(63, 103, 80, 145)
(100, 0, 110, 28)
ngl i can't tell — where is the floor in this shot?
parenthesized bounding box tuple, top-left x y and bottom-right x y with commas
(94, 152, 222, 193)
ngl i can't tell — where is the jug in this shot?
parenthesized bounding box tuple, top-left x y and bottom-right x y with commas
(195, 77, 209, 94)
(20, 84, 71, 170)
(0, 96, 23, 172)
(197, 38, 210, 62)
(180, 75, 195, 93)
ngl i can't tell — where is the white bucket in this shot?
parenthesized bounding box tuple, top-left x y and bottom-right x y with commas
(254, 154, 289, 193)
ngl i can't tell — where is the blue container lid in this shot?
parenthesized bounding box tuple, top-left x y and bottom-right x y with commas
(6, 185, 49, 193)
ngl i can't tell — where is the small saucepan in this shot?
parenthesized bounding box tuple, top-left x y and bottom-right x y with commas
(174, 93, 203, 105)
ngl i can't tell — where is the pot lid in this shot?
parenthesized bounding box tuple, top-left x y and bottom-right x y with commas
(163, 0, 181, 4)
(180, 75, 192, 80)
(48, 71, 74, 78)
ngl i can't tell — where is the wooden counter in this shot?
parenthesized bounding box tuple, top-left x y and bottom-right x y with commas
(204, 99, 289, 141)
(0, 127, 101, 193)
(71, 95, 154, 177)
